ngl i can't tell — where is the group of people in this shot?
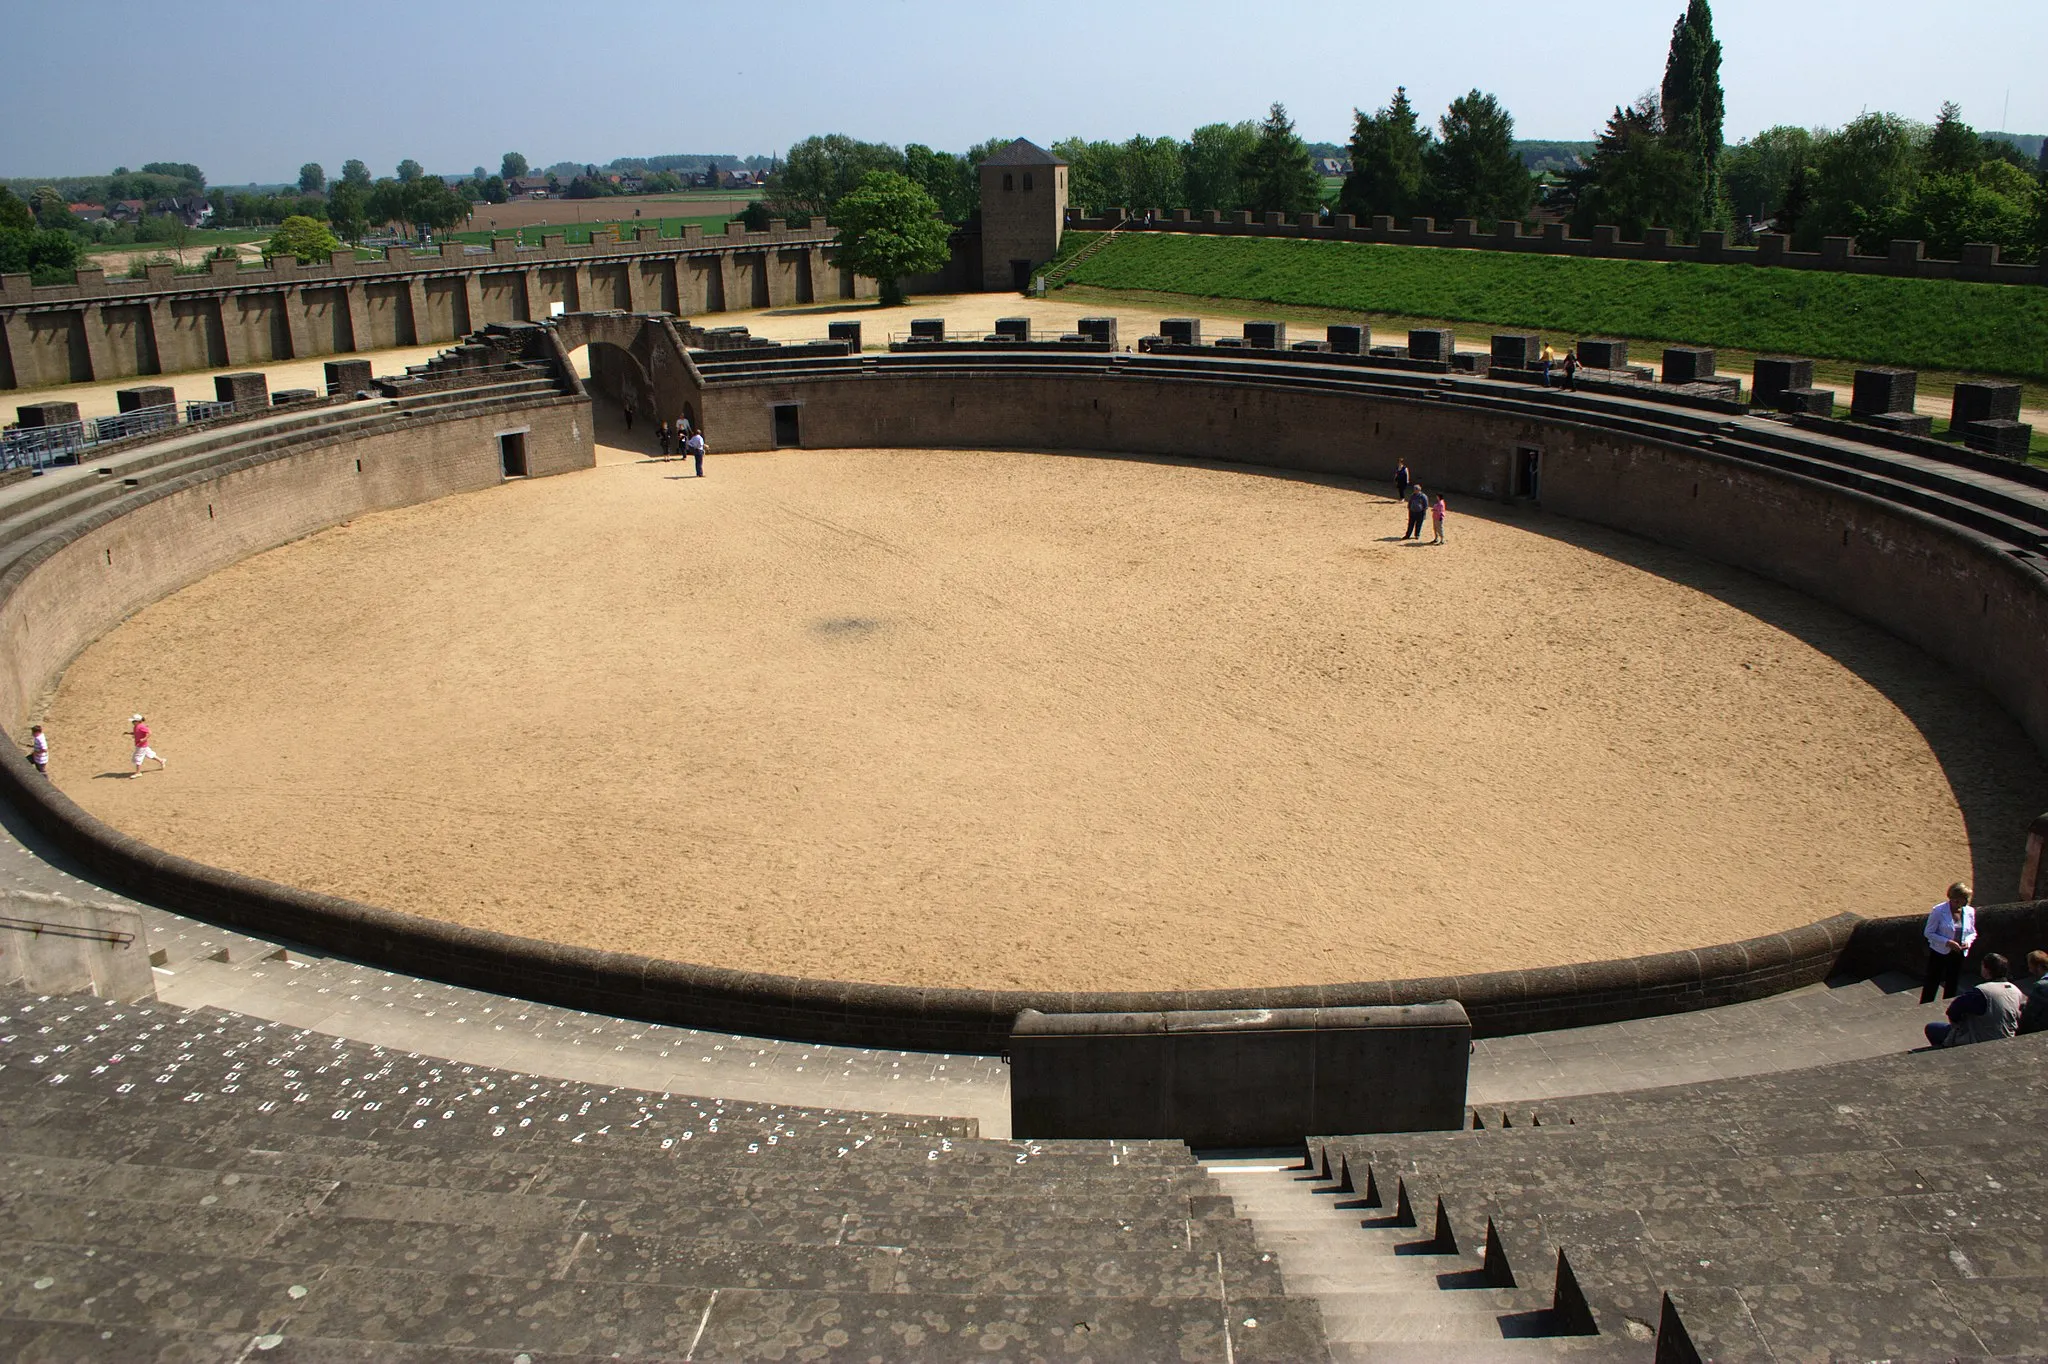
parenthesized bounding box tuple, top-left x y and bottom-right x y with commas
(656, 417, 707, 477)
(18, 714, 166, 781)
(1919, 881, 2048, 1048)
(1537, 343, 1582, 390)
(1392, 461, 1447, 544)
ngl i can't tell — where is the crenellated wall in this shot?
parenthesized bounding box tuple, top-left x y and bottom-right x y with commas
(0, 222, 871, 391)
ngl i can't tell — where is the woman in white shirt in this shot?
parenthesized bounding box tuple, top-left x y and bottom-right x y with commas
(1919, 881, 1977, 1004)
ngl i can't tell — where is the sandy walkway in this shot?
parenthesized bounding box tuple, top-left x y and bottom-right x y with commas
(42, 445, 2039, 993)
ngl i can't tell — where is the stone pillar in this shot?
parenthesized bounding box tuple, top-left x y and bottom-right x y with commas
(215, 296, 241, 367)
(404, 277, 428, 344)
(283, 287, 315, 359)
(522, 268, 543, 322)
(707, 255, 732, 313)
(78, 305, 114, 381)
(570, 264, 591, 312)
(0, 312, 29, 389)
(624, 260, 648, 313)
(462, 273, 485, 334)
(343, 283, 370, 352)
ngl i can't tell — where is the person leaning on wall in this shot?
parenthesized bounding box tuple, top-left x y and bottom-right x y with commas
(1919, 881, 1976, 1004)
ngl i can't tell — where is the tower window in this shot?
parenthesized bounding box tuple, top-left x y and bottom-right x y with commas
(1023, 173, 1034, 191)
(1003, 173, 1013, 191)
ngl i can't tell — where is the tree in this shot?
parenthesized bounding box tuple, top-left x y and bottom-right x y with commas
(0, 223, 83, 283)
(1239, 103, 1321, 216)
(1896, 160, 2039, 260)
(769, 134, 904, 218)
(1722, 125, 1816, 225)
(1924, 102, 1982, 178)
(340, 159, 372, 189)
(327, 180, 367, 240)
(501, 152, 528, 181)
(1774, 164, 1813, 238)
(263, 215, 343, 263)
(396, 159, 424, 183)
(1568, 94, 1694, 238)
(1424, 90, 1534, 224)
(904, 144, 979, 223)
(1185, 121, 1258, 213)
(476, 174, 509, 205)
(298, 162, 325, 195)
(0, 186, 33, 232)
(1805, 112, 1921, 250)
(1339, 86, 1431, 221)
(1659, 0, 1726, 234)
(140, 161, 205, 190)
(827, 170, 952, 305)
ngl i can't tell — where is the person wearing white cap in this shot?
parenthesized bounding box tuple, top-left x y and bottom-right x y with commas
(126, 713, 166, 777)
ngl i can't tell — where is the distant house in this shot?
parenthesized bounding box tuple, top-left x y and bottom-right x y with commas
(152, 195, 211, 228)
(1315, 157, 1351, 176)
(507, 176, 551, 199)
(68, 203, 106, 222)
(107, 199, 148, 223)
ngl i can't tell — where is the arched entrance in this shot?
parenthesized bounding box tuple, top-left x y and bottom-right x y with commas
(570, 341, 656, 453)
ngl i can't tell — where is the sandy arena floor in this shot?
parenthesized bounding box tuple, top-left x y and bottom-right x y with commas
(40, 433, 2045, 992)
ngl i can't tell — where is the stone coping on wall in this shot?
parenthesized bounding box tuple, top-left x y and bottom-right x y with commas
(5, 349, 2046, 1055)
(0, 221, 840, 310)
(1065, 211, 2048, 287)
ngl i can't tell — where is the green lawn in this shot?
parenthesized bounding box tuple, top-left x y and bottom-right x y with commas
(83, 227, 269, 256)
(1051, 232, 2048, 381)
(441, 214, 744, 248)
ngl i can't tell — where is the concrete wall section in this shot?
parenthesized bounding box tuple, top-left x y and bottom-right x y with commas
(0, 890, 153, 1002)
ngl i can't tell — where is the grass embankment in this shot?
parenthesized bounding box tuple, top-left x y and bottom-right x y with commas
(1053, 232, 2048, 383)
(441, 214, 741, 248)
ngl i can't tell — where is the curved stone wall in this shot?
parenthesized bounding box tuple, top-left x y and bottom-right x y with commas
(4, 355, 2046, 1053)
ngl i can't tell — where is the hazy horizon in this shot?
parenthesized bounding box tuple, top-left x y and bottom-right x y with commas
(4, 0, 2044, 185)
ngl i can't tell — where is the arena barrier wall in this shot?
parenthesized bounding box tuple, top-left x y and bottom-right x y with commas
(5, 352, 2048, 1053)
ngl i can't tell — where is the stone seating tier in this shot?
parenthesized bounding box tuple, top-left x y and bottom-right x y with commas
(0, 988, 1323, 1361)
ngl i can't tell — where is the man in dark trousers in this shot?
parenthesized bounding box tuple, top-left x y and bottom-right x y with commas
(1404, 483, 1429, 540)
(1394, 459, 1411, 504)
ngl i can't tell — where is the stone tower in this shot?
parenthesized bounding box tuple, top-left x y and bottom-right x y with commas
(978, 138, 1068, 293)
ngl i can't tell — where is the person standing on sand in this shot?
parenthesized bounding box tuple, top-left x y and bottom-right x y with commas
(126, 714, 166, 777)
(1431, 493, 1447, 545)
(1394, 459, 1411, 504)
(1404, 483, 1429, 540)
(622, 398, 635, 433)
(658, 418, 672, 458)
(27, 724, 49, 778)
(685, 427, 706, 478)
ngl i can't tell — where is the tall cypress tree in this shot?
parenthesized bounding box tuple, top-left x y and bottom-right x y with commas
(1659, 0, 1726, 235)
(1339, 87, 1431, 222)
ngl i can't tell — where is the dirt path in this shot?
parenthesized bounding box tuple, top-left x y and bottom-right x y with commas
(42, 441, 2036, 993)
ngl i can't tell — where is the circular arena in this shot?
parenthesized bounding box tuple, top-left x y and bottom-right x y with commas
(5, 315, 2048, 1052)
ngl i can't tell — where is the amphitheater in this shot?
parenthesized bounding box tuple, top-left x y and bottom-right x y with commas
(4, 185, 2048, 1360)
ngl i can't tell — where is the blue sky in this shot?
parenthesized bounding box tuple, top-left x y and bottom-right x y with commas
(4, 0, 2044, 183)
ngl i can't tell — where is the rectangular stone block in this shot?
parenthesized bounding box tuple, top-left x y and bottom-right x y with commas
(115, 386, 176, 413)
(1662, 347, 1716, 384)
(271, 388, 318, 405)
(1951, 381, 2023, 425)
(1289, 340, 1328, 352)
(1490, 333, 1540, 369)
(1242, 320, 1285, 349)
(1852, 366, 1917, 416)
(1749, 357, 1814, 408)
(1960, 418, 2033, 456)
(1407, 328, 1454, 363)
(993, 316, 1031, 342)
(826, 321, 861, 351)
(1777, 387, 1835, 416)
(1451, 352, 1491, 376)
(1159, 317, 1201, 346)
(15, 401, 80, 427)
(1577, 338, 1629, 370)
(1325, 324, 1366, 354)
(909, 318, 945, 341)
(324, 359, 373, 396)
(1077, 317, 1117, 346)
(1010, 1003, 1470, 1146)
(214, 372, 268, 411)
(1861, 409, 1934, 436)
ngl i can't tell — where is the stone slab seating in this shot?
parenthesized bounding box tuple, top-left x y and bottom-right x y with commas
(1078, 316, 1117, 346)
(1316, 1031, 2048, 1362)
(1451, 352, 1492, 375)
(1851, 366, 1932, 434)
(1325, 323, 1366, 354)
(213, 372, 268, 411)
(322, 358, 373, 397)
(1407, 328, 1454, 363)
(1010, 1003, 1470, 1147)
(1748, 356, 1814, 408)
(826, 320, 862, 351)
(1777, 386, 1835, 416)
(1962, 418, 2034, 456)
(1160, 317, 1201, 346)
(1660, 347, 1715, 384)
(1576, 338, 1629, 370)
(115, 386, 176, 413)
(270, 389, 318, 406)
(13, 401, 79, 428)
(1243, 320, 1285, 349)
(0, 985, 1326, 1361)
(1953, 380, 2023, 425)
(909, 317, 945, 342)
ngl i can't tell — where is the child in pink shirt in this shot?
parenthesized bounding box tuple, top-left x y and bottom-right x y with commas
(1431, 494, 1447, 545)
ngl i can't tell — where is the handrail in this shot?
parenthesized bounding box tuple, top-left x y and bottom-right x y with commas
(0, 913, 136, 947)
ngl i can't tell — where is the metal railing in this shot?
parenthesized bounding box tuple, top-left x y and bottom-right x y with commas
(1, 399, 232, 473)
(0, 914, 137, 947)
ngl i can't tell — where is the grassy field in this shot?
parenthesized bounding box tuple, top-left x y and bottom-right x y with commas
(441, 213, 739, 248)
(82, 228, 269, 257)
(1051, 232, 2048, 381)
